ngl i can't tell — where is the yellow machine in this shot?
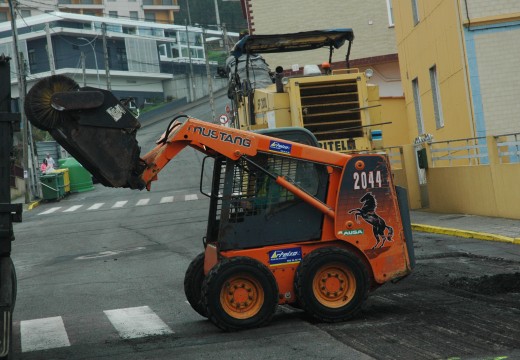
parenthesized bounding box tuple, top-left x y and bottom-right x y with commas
(225, 29, 385, 153)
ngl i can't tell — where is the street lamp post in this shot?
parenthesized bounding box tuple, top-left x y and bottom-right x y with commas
(78, 37, 100, 87)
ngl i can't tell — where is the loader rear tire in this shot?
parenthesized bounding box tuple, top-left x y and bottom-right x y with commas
(184, 252, 207, 318)
(201, 257, 278, 331)
(295, 247, 369, 323)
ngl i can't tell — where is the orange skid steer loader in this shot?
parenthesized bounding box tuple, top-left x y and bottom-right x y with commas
(25, 75, 415, 331)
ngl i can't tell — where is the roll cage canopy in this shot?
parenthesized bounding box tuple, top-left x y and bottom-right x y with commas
(231, 28, 355, 65)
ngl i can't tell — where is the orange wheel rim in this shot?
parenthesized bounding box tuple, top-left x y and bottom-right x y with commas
(312, 263, 356, 308)
(220, 274, 264, 319)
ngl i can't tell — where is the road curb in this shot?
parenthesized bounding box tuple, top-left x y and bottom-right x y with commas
(411, 223, 520, 245)
(27, 200, 41, 211)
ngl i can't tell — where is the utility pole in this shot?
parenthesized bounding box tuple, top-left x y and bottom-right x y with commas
(81, 51, 86, 86)
(45, 23, 55, 75)
(22, 56, 41, 200)
(101, 23, 111, 90)
(8, 0, 30, 204)
(222, 23, 230, 53)
(202, 28, 216, 123)
(213, 0, 221, 30)
(185, 20, 195, 102)
(186, 0, 192, 26)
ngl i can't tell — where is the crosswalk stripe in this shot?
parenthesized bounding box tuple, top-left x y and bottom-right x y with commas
(21, 316, 70, 352)
(63, 205, 83, 212)
(88, 203, 104, 210)
(185, 194, 198, 201)
(136, 198, 150, 206)
(112, 201, 128, 208)
(104, 306, 174, 339)
(38, 207, 61, 215)
(160, 196, 174, 203)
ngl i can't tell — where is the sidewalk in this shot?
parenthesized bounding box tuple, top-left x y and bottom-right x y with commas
(411, 209, 520, 245)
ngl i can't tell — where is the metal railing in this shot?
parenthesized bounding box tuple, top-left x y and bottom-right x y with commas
(495, 133, 520, 164)
(143, 0, 175, 5)
(429, 136, 488, 166)
(378, 146, 403, 169)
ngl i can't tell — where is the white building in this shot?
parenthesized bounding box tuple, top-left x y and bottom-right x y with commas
(0, 11, 237, 105)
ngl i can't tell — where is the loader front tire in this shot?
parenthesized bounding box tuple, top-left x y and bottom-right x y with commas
(184, 252, 207, 318)
(295, 247, 369, 322)
(201, 257, 278, 331)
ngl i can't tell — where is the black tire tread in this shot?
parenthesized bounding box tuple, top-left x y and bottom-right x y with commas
(183, 252, 207, 318)
(201, 256, 278, 331)
(295, 247, 369, 323)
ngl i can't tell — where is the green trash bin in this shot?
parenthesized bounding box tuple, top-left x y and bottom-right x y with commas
(40, 173, 62, 201)
(60, 158, 94, 193)
(55, 171, 65, 198)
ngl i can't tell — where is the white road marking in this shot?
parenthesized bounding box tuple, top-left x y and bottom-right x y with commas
(87, 203, 104, 210)
(63, 205, 83, 212)
(104, 306, 174, 339)
(38, 207, 61, 215)
(160, 196, 174, 203)
(112, 201, 128, 208)
(20, 316, 70, 352)
(136, 198, 150, 206)
(185, 194, 198, 201)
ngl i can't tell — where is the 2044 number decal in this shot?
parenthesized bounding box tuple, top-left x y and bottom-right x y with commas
(353, 171, 383, 190)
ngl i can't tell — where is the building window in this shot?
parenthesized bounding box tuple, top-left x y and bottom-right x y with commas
(21, 10, 31, 18)
(129, 11, 138, 20)
(158, 43, 168, 57)
(411, 0, 419, 25)
(144, 12, 156, 22)
(116, 47, 128, 70)
(28, 49, 36, 66)
(109, 11, 118, 18)
(429, 65, 444, 129)
(412, 78, 424, 134)
(386, 0, 394, 27)
(0, 12, 8, 22)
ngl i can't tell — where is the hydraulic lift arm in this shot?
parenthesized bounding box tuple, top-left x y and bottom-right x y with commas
(139, 117, 341, 218)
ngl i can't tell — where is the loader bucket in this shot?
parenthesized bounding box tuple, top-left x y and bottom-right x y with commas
(25, 75, 146, 189)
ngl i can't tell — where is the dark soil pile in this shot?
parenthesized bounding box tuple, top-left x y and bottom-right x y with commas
(448, 272, 520, 295)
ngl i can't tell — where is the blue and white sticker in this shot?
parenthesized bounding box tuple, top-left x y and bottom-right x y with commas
(269, 140, 292, 154)
(268, 247, 302, 266)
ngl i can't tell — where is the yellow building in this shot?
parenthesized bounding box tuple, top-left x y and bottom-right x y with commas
(395, 0, 520, 143)
(393, 0, 520, 217)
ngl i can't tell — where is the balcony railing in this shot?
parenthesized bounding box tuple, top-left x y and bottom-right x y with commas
(142, 0, 176, 5)
(58, 0, 103, 5)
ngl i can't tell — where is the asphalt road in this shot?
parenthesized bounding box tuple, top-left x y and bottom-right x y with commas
(11, 95, 520, 359)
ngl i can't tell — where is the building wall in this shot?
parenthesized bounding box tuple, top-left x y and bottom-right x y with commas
(461, 0, 520, 20)
(394, 0, 475, 142)
(457, 0, 520, 137)
(247, 0, 397, 68)
(470, 26, 520, 136)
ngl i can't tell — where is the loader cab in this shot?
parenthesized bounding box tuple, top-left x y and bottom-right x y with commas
(204, 128, 329, 251)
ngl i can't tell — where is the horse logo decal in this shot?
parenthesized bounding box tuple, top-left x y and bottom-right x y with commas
(348, 192, 394, 249)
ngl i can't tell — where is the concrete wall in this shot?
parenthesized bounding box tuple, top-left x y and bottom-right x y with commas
(163, 73, 227, 104)
(248, 0, 397, 68)
(425, 136, 520, 219)
(461, 0, 520, 20)
(378, 97, 409, 148)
